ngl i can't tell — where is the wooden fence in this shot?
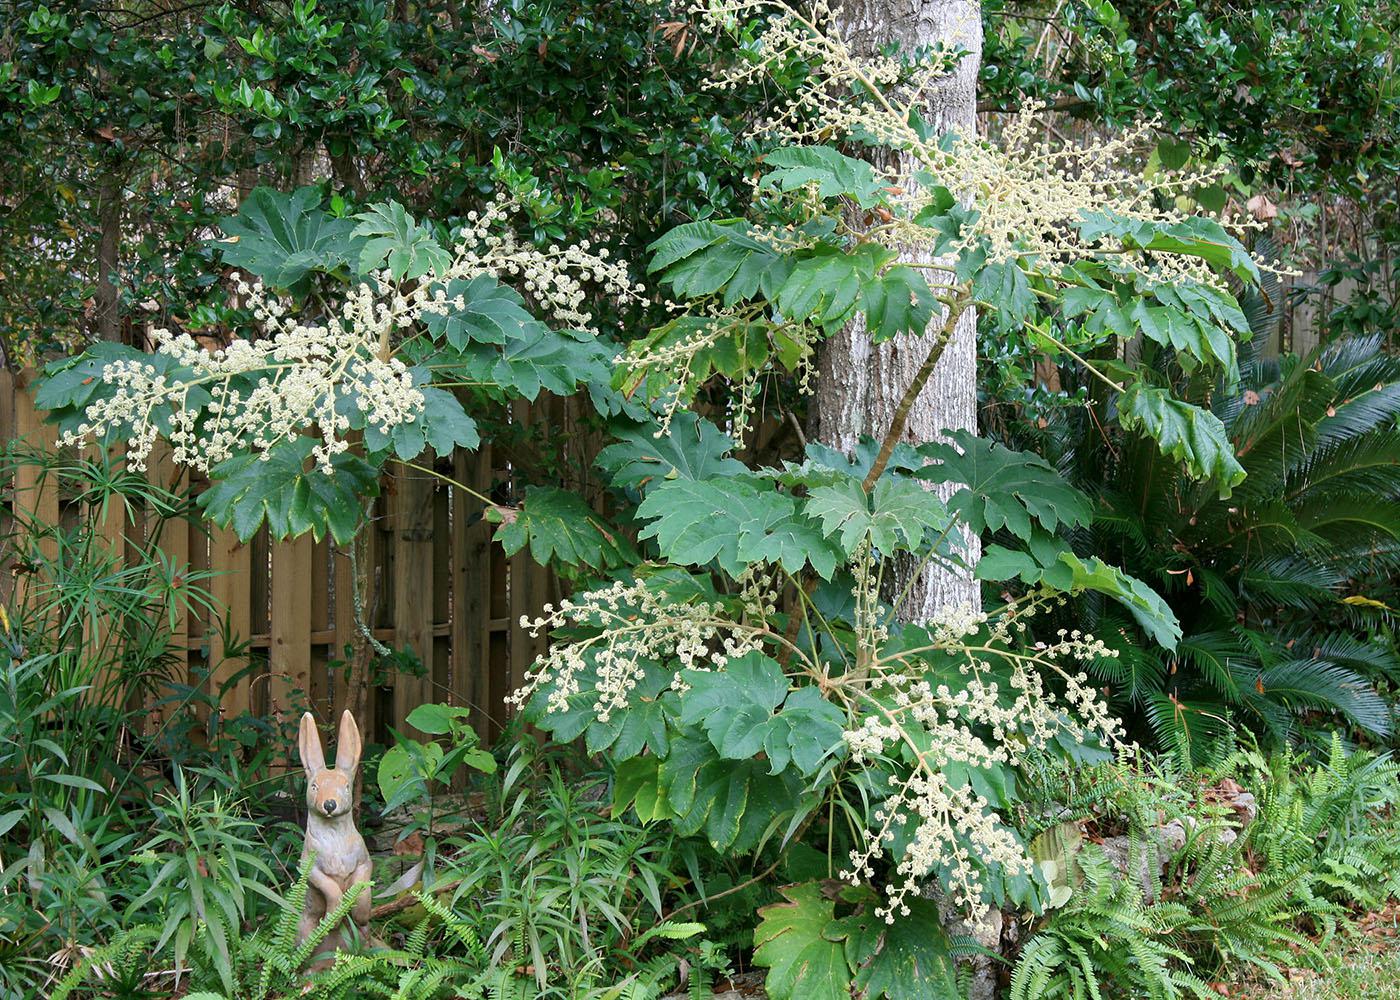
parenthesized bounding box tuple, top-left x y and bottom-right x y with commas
(0, 368, 554, 747)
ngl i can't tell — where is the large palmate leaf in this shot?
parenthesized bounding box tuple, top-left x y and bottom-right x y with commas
(658, 733, 811, 851)
(495, 485, 632, 571)
(753, 883, 853, 1000)
(419, 275, 541, 348)
(973, 260, 1037, 333)
(636, 477, 770, 573)
(804, 475, 950, 556)
(734, 498, 843, 581)
(595, 411, 746, 493)
(1078, 212, 1260, 283)
(198, 437, 378, 544)
(1060, 552, 1181, 651)
(648, 221, 792, 306)
(1117, 384, 1246, 497)
(351, 200, 452, 280)
(678, 652, 845, 776)
(414, 324, 612, 402)
(860, 265, 940, 343)
(214, 186, 361, 293)
(611, 755, 679, 824)
(490, 326, 613, 399)
(916, 430, 1093, 539)
(678, 652, 788, 760)
(790, 437, 924, 483)
(842, 897, 961, 1000)
(975, 535, 1180, 651)
(1062, 283, 1239, 374)
(775, 244, 890, 330)
(759, 145, 889, 208)
(637, 478, 841, 578)
(649, 220, 746, 273)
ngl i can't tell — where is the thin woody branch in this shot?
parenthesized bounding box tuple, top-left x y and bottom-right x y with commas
(862, 295, 970, 492)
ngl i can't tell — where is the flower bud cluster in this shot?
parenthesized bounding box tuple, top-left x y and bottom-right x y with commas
(61, 276, 423, 475)
(59, 197, 642, 475)
(841, 598, 1123, 929)
(509, 580, 763, 723)
(454, 194, 646, 332)
(693, 0, 1269, 290)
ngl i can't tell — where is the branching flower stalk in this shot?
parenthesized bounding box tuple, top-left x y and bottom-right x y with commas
(58, 195, 641, 476)
(697, 0, 1253, 286)
(508, 578, 816, 723)
(516, 569, 1121, 930)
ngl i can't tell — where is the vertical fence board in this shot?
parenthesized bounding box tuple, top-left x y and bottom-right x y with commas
(5, 388, 538, 750)
(270, 534, 313, 720)
(11, 372, 59, 610)
(432, 481, 451, 710)
(331, 539, 357, 720)
(309, 537, 331, 714)
(208, 526, 251, 717)
(0, 369, 13, 446)
(392, 467, 435, 734)
(452, 446, 493, 740)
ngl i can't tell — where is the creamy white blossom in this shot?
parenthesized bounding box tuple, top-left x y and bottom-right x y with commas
(515, 564, 1122, 932)
(59, 198, 641, 474)
(61, 277, 424, 475)
(509, 579, 767, 722)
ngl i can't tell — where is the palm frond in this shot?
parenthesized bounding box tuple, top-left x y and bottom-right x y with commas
(1238, 555, 1342, 610)
(1250, 659, 1392, 738)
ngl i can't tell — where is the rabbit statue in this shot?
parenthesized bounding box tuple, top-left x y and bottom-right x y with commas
(295, 710, 373, 965)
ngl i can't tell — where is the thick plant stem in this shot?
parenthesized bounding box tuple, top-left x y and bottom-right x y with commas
(861, 297, 968, 492)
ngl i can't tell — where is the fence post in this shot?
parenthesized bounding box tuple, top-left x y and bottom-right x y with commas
(452, 445, 494, 741)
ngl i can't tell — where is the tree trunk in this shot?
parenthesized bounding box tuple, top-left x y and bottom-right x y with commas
(94, 173, 123, 343)
(814, 0, 983, 622)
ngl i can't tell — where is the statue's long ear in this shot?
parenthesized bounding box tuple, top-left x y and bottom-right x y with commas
(298, 713, 325, 774)
(335, 710, 362, 777)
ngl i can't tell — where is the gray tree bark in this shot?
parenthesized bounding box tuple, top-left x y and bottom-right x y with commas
(815, 0, 983, 621)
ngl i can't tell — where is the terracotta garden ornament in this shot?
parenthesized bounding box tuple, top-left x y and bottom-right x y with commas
(295, 710, 373, 967)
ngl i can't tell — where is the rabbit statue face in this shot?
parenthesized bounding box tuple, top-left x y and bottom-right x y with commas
(298, 711, 361, 820)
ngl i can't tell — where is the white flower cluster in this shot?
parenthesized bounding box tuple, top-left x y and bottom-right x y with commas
(59, 197, 643, 475)
(693, 0, 1265, 288)
(845, 767, 1028, 925)
(60, 276, 424, 475)
(839, 597, 1123, 929)
(908, 105, 1234, 284)
(453, 193, 647, 332)
(692, 0, 959, 148)
(509, 580, 765, 723)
